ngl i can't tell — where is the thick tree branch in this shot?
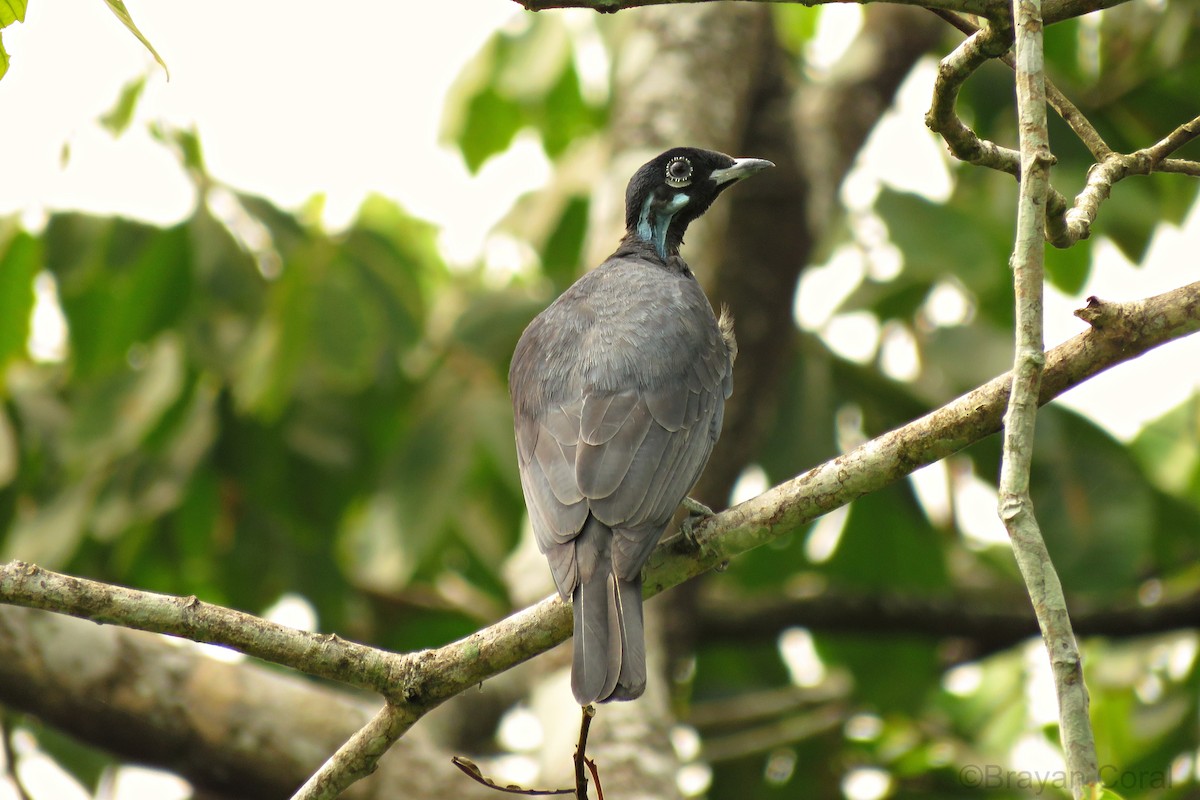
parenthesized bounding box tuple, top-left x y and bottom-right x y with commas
(0, 606, 497, 800)
(0, 562, 409, 702)
(2, 284, 1198, 744)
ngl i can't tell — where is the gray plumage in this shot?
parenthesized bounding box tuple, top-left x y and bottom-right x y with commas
(509, 148, 772, 704)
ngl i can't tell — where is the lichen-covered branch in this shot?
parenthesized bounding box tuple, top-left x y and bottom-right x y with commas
(2, 281, 1198, 799)
(5, 285, 1198, 705)
(293, 704, 409, 800)
(1002, 1, 1099, 796)
(924, 18, 1078, 242)
(926, 11, 1200, 250)
(0, 561, 410, 701)
(929, 9, 1113, 162)
(1062, 114, 1200, 243)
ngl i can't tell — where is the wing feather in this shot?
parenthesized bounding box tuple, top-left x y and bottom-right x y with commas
(511, 254, 734, 597)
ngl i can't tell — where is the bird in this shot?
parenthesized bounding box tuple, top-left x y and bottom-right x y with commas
(509, 147, 773, 705)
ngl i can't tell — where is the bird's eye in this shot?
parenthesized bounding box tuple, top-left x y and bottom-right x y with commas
(665, 156, 693, 188)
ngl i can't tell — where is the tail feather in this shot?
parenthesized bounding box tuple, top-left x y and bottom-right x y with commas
(570, 520, 648, 705)
(608, 576, 646, 702)
(571, 570, 612, 704)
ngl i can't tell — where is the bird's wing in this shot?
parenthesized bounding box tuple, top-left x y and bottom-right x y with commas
(513, 262, 732, 591)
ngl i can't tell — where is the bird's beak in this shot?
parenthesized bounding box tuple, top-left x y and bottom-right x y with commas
(710, 157, 775, 186)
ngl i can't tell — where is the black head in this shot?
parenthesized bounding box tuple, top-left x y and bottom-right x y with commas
(624, 147, 773, 261)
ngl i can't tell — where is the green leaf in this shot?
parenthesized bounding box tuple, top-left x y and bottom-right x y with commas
(537, 60, 597, 159)
(65, 335, 187, 466)
(47, 218, 193, 380)
(2, 480, 96, 568)
(874, 188, 1012, 289)
(0, 405, 16, 489)
(0, 0, 24, 79)
(442, 15, 604, 172)
(20, 720, 113, 794)
(310, 262, 385, 392)
(102, 0, 169, 79)
(458, 86, 522, 173)
(0, 0, 27, 26)
(99, 75, 147, 136)
(1129, 395, 1200, 498)
(0, 230, 40, 373)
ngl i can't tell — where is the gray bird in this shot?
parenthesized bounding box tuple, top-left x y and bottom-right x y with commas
(510, 147, 773, 705)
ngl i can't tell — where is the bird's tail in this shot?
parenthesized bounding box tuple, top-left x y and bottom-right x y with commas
(571, 523, 646, 704)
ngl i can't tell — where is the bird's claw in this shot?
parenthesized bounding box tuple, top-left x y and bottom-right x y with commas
(679, 495, 715, 550)
(681, 496, 715, 517)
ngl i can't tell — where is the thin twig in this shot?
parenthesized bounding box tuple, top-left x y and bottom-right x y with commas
(574, 705, 599, 800)
(923, 17, 1076, 243)
(928, 8, 1113, 160)
(584, 758, 603, 800)
(926, 21, 1021, 177)
(700, 704, 847, 763)
(1063, 113, 1200, 242)
(515, 0, 1133, 21)
(0, 715, 34, 800)
(1003, 2, 1099, 798)
(925, 10, 1200, 249)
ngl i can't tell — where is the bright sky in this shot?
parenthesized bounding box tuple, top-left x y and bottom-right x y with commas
(0, 0, 546, 259)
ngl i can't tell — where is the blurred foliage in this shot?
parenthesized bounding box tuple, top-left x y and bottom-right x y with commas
(2, 3, 1200, 800)
(440, 13, 607, 173)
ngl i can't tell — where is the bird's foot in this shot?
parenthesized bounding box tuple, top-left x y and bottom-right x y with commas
(681, 496, 715, 517)
(679, 495, 715, 551)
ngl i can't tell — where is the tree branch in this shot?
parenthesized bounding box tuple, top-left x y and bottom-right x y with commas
(1062, 114, 1200, 242)
(0, 606, 497, 800)
(513, 0, 1132, 25)
(2, 282, 1198, 796)
(925, 10, 1200, 249)
(293, 704, 409, 800)
(1003, 1, 1098, 794)
(928, 9, 1113, 162)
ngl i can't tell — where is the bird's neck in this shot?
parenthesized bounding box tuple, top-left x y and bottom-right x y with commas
(614, 235, 693, 277)
(633, 193, 688, 261)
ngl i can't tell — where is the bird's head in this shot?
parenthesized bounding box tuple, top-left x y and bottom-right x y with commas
(624, 147, 774, 261)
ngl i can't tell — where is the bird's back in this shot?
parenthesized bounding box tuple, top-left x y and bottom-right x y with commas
(511, 242, 732, 593)
(511, 242, 730, 415)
